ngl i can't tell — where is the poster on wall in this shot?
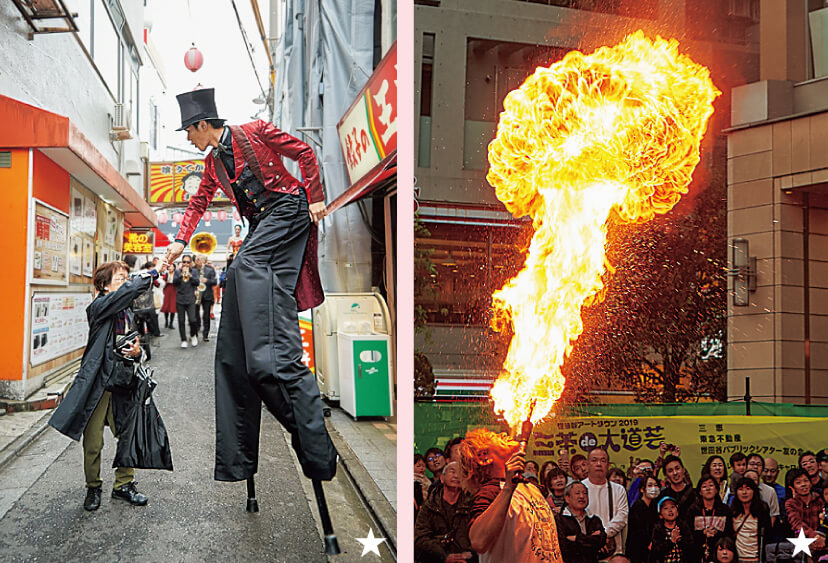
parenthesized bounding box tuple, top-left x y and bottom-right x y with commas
(69, 235, 82, 276)
(70, 189, 84, 234)
(32, 200, 68, 285)
(30, 292, 93, 366)
(82, 195, 97, 237)
(82, 239, 93, 277)
(104, 206, 118, 246)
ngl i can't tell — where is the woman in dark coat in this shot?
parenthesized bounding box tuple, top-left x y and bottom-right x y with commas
(49, 261, 160, 511)
(627, 471, 660, 563)
(160, 263, 177, 328)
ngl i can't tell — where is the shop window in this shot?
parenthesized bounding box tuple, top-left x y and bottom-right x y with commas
(415, 220, 529, 326)
(93, 0, 120, 97)
(67, 0, 93, 54)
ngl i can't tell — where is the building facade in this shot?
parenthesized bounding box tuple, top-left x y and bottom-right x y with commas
(727, 0, 828, 404)
(414, 0, 760, 398)
(0, 0, 156, 400)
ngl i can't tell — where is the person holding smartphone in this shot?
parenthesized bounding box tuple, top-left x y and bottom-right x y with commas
(49, 260, 163, 511)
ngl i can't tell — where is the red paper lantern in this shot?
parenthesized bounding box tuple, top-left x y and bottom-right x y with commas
(233, 210, 240, 221)
(184, 45, 203, 73)
(217, 209, 228, 222)
(156, 210, 168, 224)
(172, 212, 183, 224)
(204, 211, 213, 221)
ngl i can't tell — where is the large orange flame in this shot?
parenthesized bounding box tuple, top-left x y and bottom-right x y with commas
(487, 32, 720, 429)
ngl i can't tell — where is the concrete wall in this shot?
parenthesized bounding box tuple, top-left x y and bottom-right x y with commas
(727, 115, 828, 404)
(413, 0, 732, 206)
(0, 1, 144, 197)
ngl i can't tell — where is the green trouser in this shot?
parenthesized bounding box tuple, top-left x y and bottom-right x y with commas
(82, 391, 133, 489)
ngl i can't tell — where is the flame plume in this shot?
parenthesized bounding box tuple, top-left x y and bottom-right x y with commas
(487, 32, 720, 428)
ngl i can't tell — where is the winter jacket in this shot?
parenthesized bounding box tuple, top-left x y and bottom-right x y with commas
(785, 493, 824, 537)
(684, 500, 734, 563)
(649, 520, 698, 563)
(173, 267, 200, 305)
(414, 488, 477, 563)
(49, 273, 154, 440)
(555, 507, 607, 563)
(626, 498, 658, 563)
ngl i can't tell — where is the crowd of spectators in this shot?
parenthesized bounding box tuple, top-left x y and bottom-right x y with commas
(414, 437, 828, 563)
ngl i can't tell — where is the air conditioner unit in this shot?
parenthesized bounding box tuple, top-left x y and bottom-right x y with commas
(110, 103, 133, 141)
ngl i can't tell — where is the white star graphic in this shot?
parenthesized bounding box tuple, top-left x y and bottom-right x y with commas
(356, 527, 386, 558)
(788, 528, 818, 557)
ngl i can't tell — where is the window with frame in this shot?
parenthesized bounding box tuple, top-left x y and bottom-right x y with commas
(415, 219, 529, 326)
(92, 0, 120, 97)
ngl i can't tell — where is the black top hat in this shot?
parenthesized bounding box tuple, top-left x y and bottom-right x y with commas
(176, 88, 225, 131)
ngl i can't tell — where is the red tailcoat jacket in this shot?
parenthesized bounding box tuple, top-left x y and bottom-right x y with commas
(175, 120, 324, 311)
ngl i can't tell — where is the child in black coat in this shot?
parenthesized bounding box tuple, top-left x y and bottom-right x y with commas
(649, 497, 698, 563)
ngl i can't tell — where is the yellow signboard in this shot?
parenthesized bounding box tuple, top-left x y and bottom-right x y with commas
(123, 230, 154, 254)
(149, 160, 228, 203)
(528, 415, 828, 477)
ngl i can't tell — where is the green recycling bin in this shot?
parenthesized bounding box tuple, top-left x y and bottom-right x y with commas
(337, 333, 393, 418)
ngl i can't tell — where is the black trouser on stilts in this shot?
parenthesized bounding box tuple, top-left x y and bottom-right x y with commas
(177, 303, 199, 341)
(214, 192, 336, 482)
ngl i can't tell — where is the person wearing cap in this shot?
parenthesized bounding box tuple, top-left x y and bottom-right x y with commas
(649, 496, 696, 563)
(165, 88, 336, 486)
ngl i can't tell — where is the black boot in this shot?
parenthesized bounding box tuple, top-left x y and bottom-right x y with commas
(112, 482, 148, 506)
(84, 486, 102, 511)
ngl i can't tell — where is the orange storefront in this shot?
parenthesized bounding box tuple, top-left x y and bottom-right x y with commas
(0, 96, 155, 401)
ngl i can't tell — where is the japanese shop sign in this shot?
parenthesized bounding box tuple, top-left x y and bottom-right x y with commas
(149, 160, 228, 204)
(122, 230, 155, 254)
(337, 42, 397, 187)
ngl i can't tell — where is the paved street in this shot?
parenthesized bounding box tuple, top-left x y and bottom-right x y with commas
(0, 324, 393, 563)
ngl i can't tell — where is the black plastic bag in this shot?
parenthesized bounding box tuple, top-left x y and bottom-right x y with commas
(113, 364, 173, 471)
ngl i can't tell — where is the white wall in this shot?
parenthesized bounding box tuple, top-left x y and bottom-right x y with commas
(0, 0, 145, 196)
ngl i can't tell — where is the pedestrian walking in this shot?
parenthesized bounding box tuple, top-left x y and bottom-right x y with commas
(48, 260, 164, 511)
(173, 255, 200, 348)
(160, 263, 177, 328)
(164, 88, 336, 487)
(195, 255, 217, 341)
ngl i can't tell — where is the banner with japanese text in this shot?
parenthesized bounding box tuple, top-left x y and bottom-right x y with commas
(526, 416, 827, 477)
(414, 403, 828, 480)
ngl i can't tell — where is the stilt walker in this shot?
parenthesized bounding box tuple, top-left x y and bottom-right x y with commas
(165, 89, 339, 554)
